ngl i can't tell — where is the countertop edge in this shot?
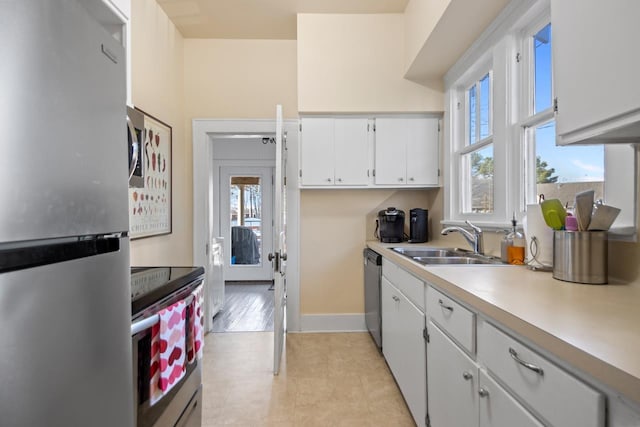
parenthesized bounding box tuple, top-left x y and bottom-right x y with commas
(366, 240, 640, 406)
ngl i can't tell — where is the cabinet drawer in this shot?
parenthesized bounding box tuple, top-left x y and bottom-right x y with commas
(478, 321, 605, 427)
(382, 259, 425, 312)
(427, 286, 475, 354)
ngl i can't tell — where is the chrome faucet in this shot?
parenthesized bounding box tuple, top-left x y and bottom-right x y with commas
(441, 220, 485, 255)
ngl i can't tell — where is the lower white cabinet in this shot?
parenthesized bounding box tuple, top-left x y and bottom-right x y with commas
(427, 321, 543, 427)
(427, 321, 478, 427)
(381, 276, 426, 427)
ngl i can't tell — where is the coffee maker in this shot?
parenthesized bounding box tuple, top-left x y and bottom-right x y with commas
(376, 207, 405, 243)
(408, 208, 428, 243)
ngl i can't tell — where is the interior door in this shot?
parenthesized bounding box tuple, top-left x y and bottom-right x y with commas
(271, 105, 287, 375)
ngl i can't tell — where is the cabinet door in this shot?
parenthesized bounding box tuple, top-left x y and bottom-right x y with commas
(552, 0, 640, 143)
(300, 118, 335, 186)
(334, 118, 369, 185)
(427, 321, 478, 427)
(374, 118, 408, 185)
(479, 371, 543, 427)
(406, 118, 439, 186)
(382, 277, 427, 427)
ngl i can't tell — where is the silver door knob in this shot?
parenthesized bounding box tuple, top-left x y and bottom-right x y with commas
(478, 388, 489, 398)
(462, 372, 473, 381)
(268, 253, 275, 262)
(281, 252, 287, 261)
(337, 178, 342, 182)
(409, 177, 415, 181)
(398, 177, 404, 182)
(327, 178, 332, 182)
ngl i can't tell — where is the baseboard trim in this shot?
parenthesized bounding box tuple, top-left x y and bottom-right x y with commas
(300, 313, 367, 332)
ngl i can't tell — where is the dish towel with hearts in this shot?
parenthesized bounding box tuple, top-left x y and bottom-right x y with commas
(187, 284, 205, 363)
(150, 299, 187, 405)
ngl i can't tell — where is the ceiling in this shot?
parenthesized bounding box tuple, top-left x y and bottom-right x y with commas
(156, 0, 410, 39)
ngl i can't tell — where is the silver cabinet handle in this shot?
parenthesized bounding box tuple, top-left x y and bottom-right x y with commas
(478, 388, 489, 398)
(462, 371, 473, 381)
(398, 177, 404, 182)
(409, 177, 415, 181)
(509, 347, 544, 376)
(392, 295, 400, 302)
(438, 299, 454, 312)
(337, 178, 342, 182)
(327, 178, 332, 182)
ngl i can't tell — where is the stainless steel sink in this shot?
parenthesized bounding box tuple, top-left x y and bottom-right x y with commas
(391, 248, 456, 258)
(391, 247, 503, 266)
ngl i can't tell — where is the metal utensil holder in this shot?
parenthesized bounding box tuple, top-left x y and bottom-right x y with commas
(553, 231, 607, 284)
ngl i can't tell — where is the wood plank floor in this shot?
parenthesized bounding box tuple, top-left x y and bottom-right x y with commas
(210, 281, 274, 332)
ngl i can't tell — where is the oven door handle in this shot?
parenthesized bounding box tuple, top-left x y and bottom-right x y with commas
(131, 294, 195, 336)
(131, 314, 159, 336)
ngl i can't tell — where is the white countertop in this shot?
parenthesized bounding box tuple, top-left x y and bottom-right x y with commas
(367, 240, 640, 406)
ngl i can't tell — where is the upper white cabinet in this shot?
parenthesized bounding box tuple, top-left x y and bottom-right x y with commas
(105, 0, 131, 105)
(374, 117, 439, 186)
(552, 0, 640, 144)
(299, 117, 369, 186)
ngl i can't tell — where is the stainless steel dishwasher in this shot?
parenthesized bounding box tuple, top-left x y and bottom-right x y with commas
(364, 248, 383, 351)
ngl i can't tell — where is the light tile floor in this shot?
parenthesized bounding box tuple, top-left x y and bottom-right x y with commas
(201, 332, 416, 427)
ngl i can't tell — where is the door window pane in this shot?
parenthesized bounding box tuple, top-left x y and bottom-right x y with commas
(463, 145, 494, 213)
(534, 24, 552, 113)
(533, 121, 604, 206)
(230, 176, 262, 265)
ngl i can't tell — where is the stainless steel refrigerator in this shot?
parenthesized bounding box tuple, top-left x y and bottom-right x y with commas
(0, 1, 134, 425)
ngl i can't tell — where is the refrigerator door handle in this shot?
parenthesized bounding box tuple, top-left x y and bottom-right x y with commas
(131, 295, 194, 336)
(127, 115, 139, 180)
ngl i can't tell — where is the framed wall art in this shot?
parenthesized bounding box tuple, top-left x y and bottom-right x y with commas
(128, 109, 172, 239)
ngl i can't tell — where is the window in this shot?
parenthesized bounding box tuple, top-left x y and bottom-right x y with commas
(444, 1, 635, 234)
(460, 71, 494, 214)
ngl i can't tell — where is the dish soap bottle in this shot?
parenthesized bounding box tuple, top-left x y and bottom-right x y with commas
(506, 214, 525, 265)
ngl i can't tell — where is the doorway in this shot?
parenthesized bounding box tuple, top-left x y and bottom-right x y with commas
(192, 119, 300, 333)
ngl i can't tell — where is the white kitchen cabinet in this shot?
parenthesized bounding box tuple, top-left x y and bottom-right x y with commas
(374, 117, 439, 186)
(299, 117, 369, 186)
(427, 321, 478, 427)
(427, 321, 543, 427)
(381, 276, 426, 427)
(478, 320, 605, 427)
(551, 0, 640, 144)
(479, 370, 544, 427)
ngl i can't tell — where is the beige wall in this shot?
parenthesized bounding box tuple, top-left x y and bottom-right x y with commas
(297, 13, 443, 113)
(130, 0, 189, 266)
(183, 39, 298, 120)
(404, 0, 451, 71)
(301, 189, 438, 314)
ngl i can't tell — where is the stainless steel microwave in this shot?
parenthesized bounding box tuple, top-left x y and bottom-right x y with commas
(127, 106, 144, 188)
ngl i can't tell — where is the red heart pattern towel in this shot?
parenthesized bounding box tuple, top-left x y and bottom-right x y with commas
(187, 284, 204, 363)
(150, 299, 187, 405)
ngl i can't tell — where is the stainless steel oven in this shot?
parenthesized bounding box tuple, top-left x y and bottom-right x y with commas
(130, 267, 205, 427)
(127, 106, 144, 188)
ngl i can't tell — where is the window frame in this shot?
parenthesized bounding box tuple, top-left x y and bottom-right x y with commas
(443, 0, 636, 237)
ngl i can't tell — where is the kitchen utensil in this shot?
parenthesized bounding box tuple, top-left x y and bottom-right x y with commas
(588, 202, 620, 231)
(540, 199, 566, 230)
(574, 190, 594, 231)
